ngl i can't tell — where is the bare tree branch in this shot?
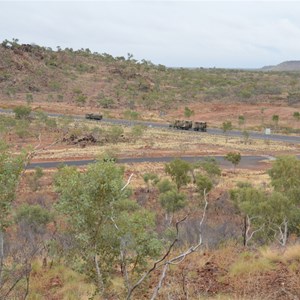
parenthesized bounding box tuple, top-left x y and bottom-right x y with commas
(149, 191, 209, 300)
(121, 173, 134, 192)
(245, 215, 264, 247)
(128, 190, 209, 299)
(150, 264, 169, 300)
(270, 218, 288, 246)
(126, 215, 188, 300)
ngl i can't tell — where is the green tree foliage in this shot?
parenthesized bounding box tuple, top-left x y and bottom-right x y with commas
(97, 97, 115, 108)
(231, 163, 300, 246)
(272, 114, 279, 128)
(15, 204, 52, 232)
(73, 88, 87, 106)
(75, 93, 87, 106)
(117, 209, 162, 281)
(222, 121, 232, 142)
(1, 38, 20, 49)
(293, 111, 300, 121)
(13, 105, 32, 120)
(230, 186, 266, 218)
(0, 115, 16, 138)
(54, 160, 161, 295)
(265, 192, 300, 243)
(57, 94, 64, 102)
(222, 121, 233, 133)
(54, 161, 128, 291)
(159, 189, 186, 223)
(184, 106, 194, 118)
(26, 93, 33, 104)
(0, 142, 26, 285)
(242, 130, 250, 144)
(268, 155, 300, 195)
(195, 174, 213, 196)
(230, 186, 267, 245)
(28, 167, 44, 191)
(268, 156, 300, 235)
(287, 91, 300, 105)
(197, 157, 221, 178)
(15, 120, 31, 139)
(0, 142, 26, 230)
(35, 110, 57, 131)
(165, 158, 191, 190)
(143, 172, 159, 192)
(123, 110, 139, 120)
(238, 115, 245, 128)
(265, 192, 297, 224)
(157, 178, 176, 194)
(225, 152, 241, 171)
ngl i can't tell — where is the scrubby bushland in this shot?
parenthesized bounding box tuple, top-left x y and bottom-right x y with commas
(1, 39, 300, 111)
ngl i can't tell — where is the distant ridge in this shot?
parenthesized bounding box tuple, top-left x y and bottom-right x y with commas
(262, 60, 300, 71)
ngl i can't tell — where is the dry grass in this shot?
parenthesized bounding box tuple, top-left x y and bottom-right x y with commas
(229, 252, 274, 276)
(260, 244, 300, 263)
(32, 121, 299, 161)
(29, 260, 99, 300)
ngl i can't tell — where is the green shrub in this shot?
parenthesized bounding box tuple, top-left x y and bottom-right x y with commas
(13, 105, 32, 120)
(123, 110, 139, 120)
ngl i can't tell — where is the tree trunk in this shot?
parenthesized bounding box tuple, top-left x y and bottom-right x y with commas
(282, 221, 288, 247)
(243, 215, 247, 247)
(0, 230, 4, 286)
(120, 239, 130, 293)
(94, 254, 105, 297)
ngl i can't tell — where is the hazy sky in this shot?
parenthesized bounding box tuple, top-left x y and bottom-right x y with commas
(1, 1, 300, 68)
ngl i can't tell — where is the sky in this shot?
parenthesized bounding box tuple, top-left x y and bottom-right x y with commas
(1, 1, 300, 68)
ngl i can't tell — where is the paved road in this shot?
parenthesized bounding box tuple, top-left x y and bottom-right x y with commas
(1, 108, 299, 144)
(26, 155, 277, 170)
(2, 108, 298, 169)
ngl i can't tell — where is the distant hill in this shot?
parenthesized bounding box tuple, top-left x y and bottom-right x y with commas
(262, 61, 300, 71)
(1, 39, 300, 109)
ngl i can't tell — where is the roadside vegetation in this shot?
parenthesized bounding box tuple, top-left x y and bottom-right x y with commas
(0, 109, 300, 299)
(0, 39, 300, 299)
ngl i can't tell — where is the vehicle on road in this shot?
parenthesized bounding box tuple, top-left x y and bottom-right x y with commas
(85, 113, 103, 120)
(169, 119, 206, 131)
(169, 119, 193, 130)
(193, 121, 207, 132)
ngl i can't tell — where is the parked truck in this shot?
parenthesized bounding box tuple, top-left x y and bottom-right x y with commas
(193, 121, 207, 132)
(169, 120, 207, 131)
(85, 113, 103, 120)
(169, 119, 193, 130)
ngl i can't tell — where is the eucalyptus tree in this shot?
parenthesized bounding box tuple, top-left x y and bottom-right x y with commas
(0, 142, 26, 291)
(222, 121, 232, 142)
(165, 158, 191, 190)
(225, 152, 241, 171)
(54, 160, 162, 296)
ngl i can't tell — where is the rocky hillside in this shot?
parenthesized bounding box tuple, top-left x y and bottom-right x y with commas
(262, 60, 300, 71)
(1, 39, 300, 110)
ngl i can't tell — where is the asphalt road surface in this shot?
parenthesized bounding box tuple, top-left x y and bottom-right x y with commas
(1, 108, 300, 144)
(26, 155, 277, 170)
(2, 108, 299, 170)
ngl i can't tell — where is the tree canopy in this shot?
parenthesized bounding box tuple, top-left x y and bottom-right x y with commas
(165, 158, 191, 190)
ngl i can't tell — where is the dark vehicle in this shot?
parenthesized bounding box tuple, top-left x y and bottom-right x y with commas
(169, 120, 207, 131)
(85, 113, 103, 120)
(193, 121, 207, 132)
(170, 119, 193, 130)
